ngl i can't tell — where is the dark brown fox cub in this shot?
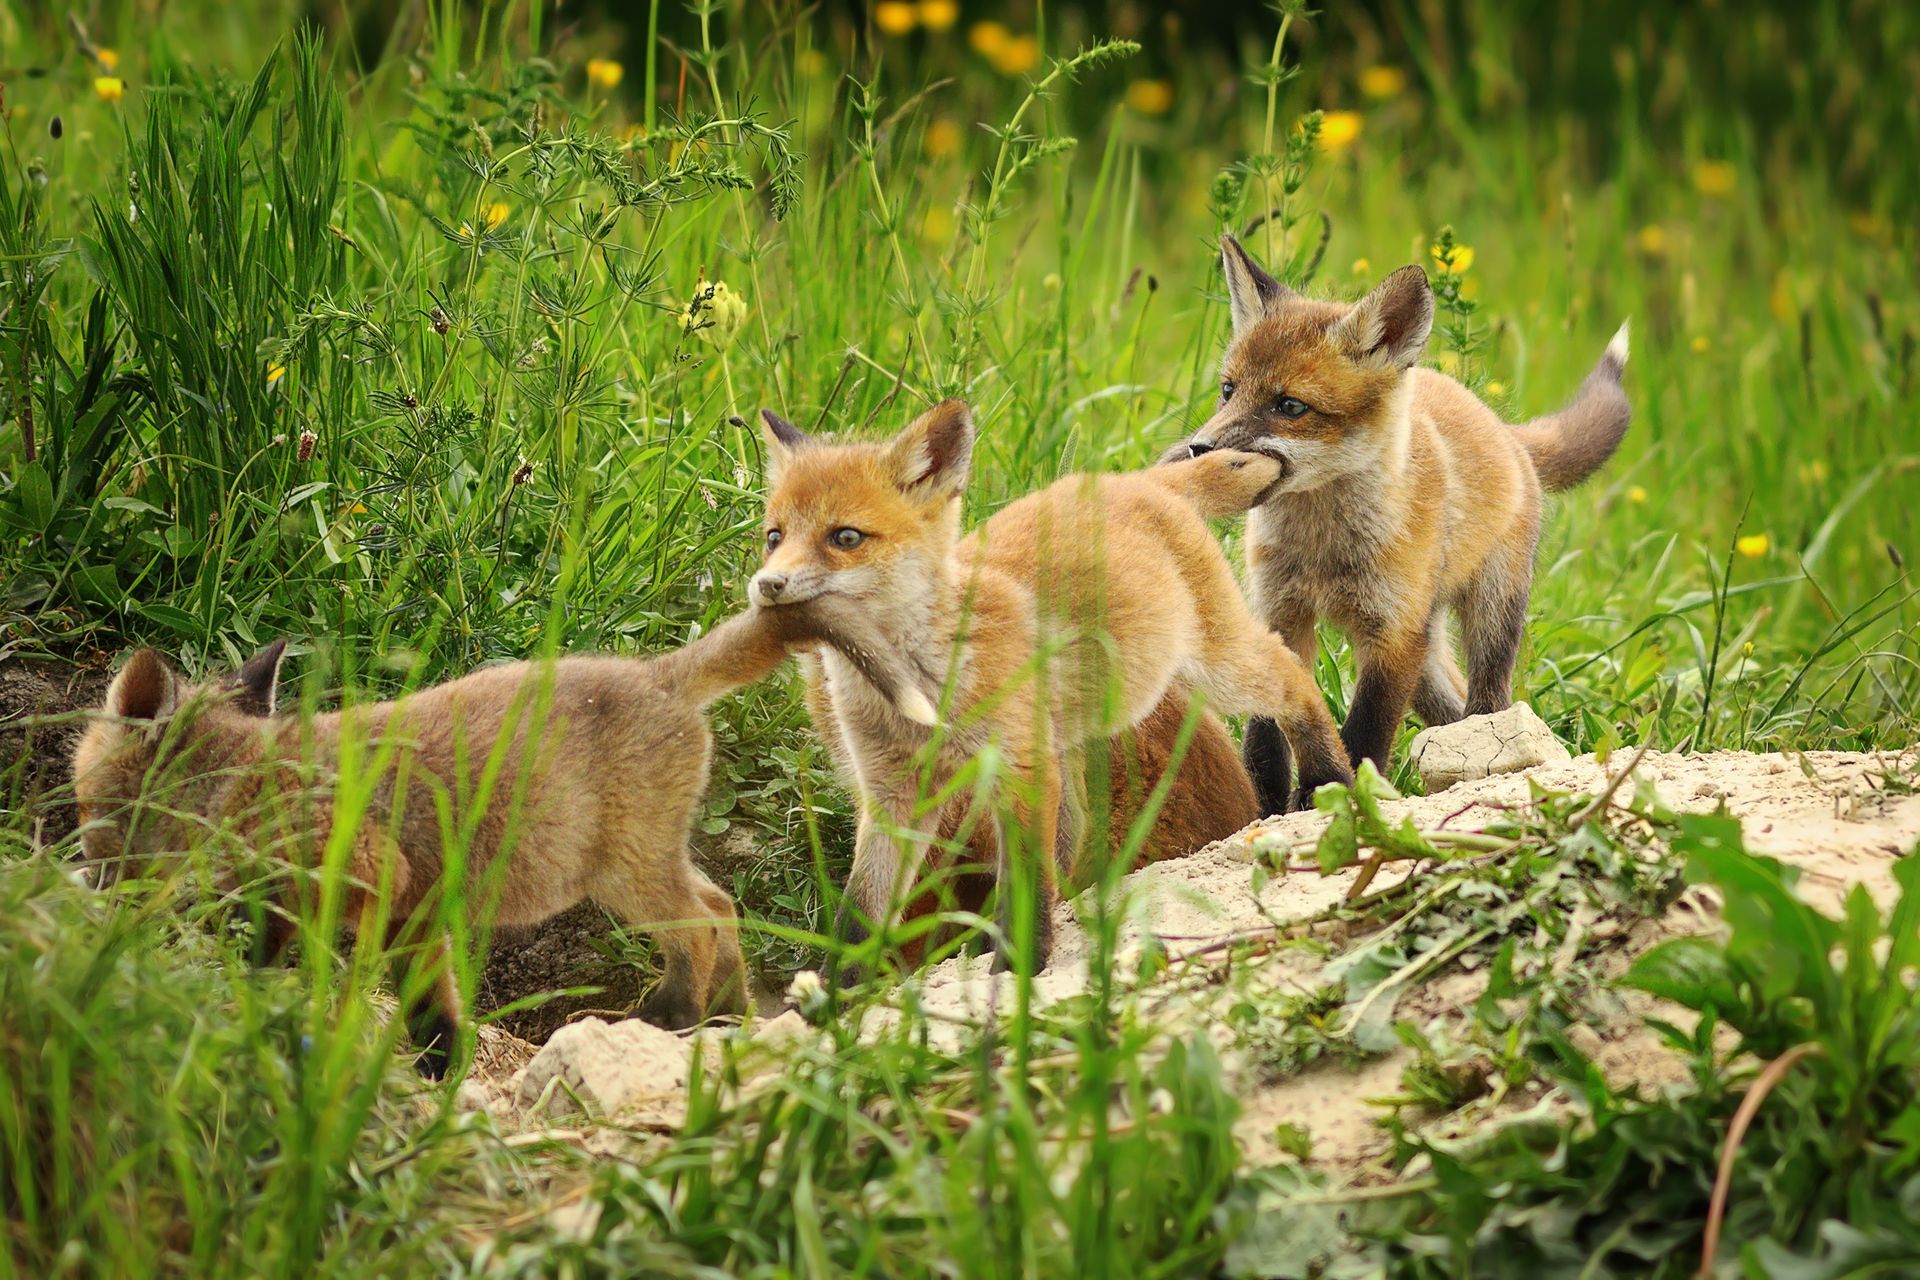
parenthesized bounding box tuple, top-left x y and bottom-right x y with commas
(70, 609, 823, 1076)
(1173, 235, 1631, 813)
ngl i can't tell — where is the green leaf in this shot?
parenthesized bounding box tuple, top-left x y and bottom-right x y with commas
(137, 602, 203, 638)
(5, 461, 55, 534)
(69, 562, 123, 607)
(1622, 937, 1742, 1014)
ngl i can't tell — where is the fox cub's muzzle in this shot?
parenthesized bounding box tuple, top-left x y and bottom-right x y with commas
(750, 569, 826, 607)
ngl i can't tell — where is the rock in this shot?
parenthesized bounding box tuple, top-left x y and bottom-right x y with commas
(1407, 702, 1572, 792)
(514, 1016, 692, 1119)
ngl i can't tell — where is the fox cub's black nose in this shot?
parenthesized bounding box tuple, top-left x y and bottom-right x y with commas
(759, 575, 786, 599)
(1187, 439, 1216, 458)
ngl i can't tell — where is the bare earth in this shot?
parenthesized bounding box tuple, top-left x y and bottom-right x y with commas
(468, 747, 1918, 1180)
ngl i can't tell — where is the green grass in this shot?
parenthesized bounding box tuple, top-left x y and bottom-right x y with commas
(2, 0, 1918, 1275)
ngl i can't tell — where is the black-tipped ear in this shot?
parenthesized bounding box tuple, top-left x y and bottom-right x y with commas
(760, 408, 813, 450)
(107, 649, 179, 722)
(759, 409, 814, 481)
(228, 638, 288, 717)
(1328, 264, 1434, 370)
(1221, 234, 1293, 337)
(885, 399, 975, 498)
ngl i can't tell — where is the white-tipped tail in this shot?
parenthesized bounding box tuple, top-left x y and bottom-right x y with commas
(897, 687, 940, 727)
(1606, 319, 1631, 367)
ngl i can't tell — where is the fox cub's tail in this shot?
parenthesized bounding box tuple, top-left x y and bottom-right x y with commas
(1151, 449, 1285, 519)
(1514, 322, 1632, 493)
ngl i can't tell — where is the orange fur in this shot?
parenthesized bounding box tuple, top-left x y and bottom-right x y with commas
(752, 400, 1347, 978)
(1174, 236, 1630, 811)
(70, 609, 816, 1072)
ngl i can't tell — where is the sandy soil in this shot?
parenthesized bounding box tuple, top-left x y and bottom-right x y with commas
(467, 746, 1919, 1184)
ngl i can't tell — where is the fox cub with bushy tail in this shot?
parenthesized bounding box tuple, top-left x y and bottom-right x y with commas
(71, 609, 831, 1075)
(750, 399, 1351, 977)
(1173, 235, 1632, 814)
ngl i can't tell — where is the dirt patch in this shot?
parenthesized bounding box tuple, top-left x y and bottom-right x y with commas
(0, 654, 113, 847)
(461, 746, 1919, 1185)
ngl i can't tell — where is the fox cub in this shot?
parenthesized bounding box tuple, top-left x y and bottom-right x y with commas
(1173, 235, 1631, 813)
(751, 399, 1351, 976)
(71, 608, 821, 1075)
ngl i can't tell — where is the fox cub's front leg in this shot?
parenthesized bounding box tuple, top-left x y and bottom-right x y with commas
(830, 797, 928, 987)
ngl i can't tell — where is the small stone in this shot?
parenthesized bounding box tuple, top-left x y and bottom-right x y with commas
(1407, 702, 1573, 792)
(514, 1016, 691, 1118)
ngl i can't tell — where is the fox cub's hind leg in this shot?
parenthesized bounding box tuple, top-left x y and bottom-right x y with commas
(988, 763, 1063, 977)
(1460, 547, 1535, 716)
(593, 852, 724, 1031)
(1197, 622, 1353, 810)
(1412, 611, 1468, 728)
(1240, 605, 1320, 816)
(693, 870, 749, 1018)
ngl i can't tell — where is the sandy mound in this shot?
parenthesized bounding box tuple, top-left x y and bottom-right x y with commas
(467, 747, 1919, 1178)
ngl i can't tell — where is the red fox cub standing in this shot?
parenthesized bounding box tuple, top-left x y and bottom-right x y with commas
(750, 399, 1351, 977)
(1173, 235, 1632, 814)
(70, 608, 831, 1076)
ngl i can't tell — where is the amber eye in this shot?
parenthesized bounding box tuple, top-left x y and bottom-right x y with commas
(1274, 395, 1310, 419)
(765, 529, 782, 549)
(1220, 379, 1236, 403)
(830, 527, 864, 550)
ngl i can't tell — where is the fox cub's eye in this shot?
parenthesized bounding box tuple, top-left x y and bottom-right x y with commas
(830, 527, 865, 550)
(1220, 379, 1236, 403)
(765, 529, 782, 549)
(1274, 396, 1310, 419)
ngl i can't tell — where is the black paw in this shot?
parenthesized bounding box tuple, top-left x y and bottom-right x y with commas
(1242, 717, 1295, 818)
(408, 1010, 459, 1080)
(635, 990, 701, 1032)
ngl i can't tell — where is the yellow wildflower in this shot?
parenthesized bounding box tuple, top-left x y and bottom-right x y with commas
(968, 21, 1010, 56)
(1125, 79, 1175, 116)
(484, 201, 509, 229)
(1735, 533, 1770, 559)
(1430, 242, 1475, 275)
(93, 77, 125, 103)
(1847, 211, 1887, 239)
(1485, 380, 1506, 397)
(586, 58, 625, 90)
(1359, 65, 1407, 100)
(796, 49, 828, 77)
(990, 34, 1041, 75)
(266, 363, 286, 385)
(1351, 256, 1371, 276)
(1626, 485, 1647, 505)
(1768, 271, 1797, 323)
(920, 204, 955, 243)
(1317, 110, 1362, 153)
(679, 278, 749, 349)
(1691, 335, 1711, 354)
(917, 0, 960, 32)
(923, 118, 962, 159)
(1693, 160, 1736, 197)
(96, 48, 120, 72)
(874, 2, 917, 35)
(1636, 225, 1667, 255)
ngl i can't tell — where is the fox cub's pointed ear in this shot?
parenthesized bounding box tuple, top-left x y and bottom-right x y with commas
(1221, 234, 1293, 338)
(886, 399, 975, 498)
(1330, 265, 1434, 371)
(759, 409, 814, 481)
(228, 638, 288, 716)
(106, 649, 180, 723)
